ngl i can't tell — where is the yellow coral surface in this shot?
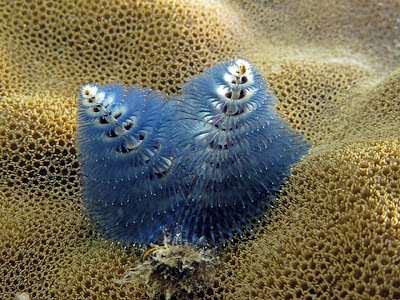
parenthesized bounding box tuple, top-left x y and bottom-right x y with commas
(219, 139, 400, 299)
(1, 0, 400, 299)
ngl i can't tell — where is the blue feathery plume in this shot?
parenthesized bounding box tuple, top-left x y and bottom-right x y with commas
(76, 59, 309, 247)
(172, 59, 310, 245)
(76, 83, 186, 245)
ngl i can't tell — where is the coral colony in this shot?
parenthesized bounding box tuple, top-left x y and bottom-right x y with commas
(77, 59, 310, 247)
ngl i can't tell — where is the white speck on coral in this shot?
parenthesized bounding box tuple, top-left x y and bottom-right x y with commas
(15, 293, 30, 300)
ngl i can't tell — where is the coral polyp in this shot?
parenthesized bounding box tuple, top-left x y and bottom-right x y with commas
(173, 59, 310, 245)
(77, 84, 185, 245)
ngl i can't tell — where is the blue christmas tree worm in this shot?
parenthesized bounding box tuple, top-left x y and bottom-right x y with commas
(172, 59, 310, 245)
(76, 59, 310, 246)
(77, 83, 186, 245)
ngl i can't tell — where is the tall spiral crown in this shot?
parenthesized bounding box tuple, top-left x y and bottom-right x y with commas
(174, 59, 310, 245)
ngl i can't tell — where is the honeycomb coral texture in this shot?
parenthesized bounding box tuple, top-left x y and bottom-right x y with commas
(1, 0, 400, 299)
(0, 0, 240, 96)
(219, 139, 400, 299)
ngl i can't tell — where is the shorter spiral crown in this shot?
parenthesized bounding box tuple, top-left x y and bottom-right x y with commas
(77, 84, 186, 245)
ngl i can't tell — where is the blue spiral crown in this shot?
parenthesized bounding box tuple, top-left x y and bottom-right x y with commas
(77, 59, 310, 246)
(77, 83, 186, 245)
(173, 59, 310, 245)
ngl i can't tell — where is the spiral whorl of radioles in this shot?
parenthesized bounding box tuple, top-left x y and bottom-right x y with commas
(174, 59, 310, 244)
(77, 84, 185, 245)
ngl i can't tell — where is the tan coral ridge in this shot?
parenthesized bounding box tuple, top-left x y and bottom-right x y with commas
(266, 59, 372, 146)
(0, 0, 244, 96)
(218, 138, 400, 300)
(231, 0, 400, 72)
(347, 67, 400, 141)
(0, 92, 91, 299)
